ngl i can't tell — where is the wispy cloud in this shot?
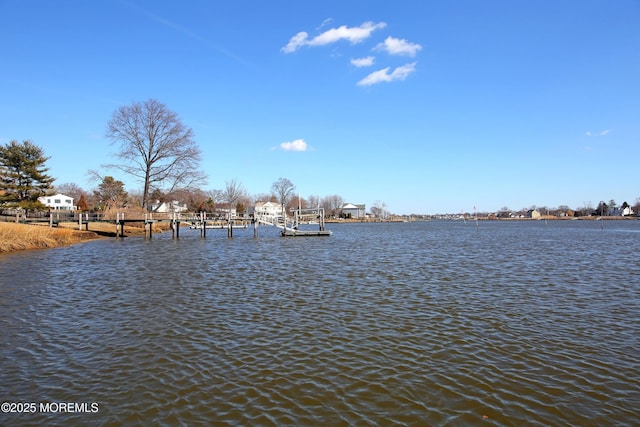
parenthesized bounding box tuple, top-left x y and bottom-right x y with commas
(357, 62, 417, 86)
(122, 1, 251, 66)
(277, 139, 309, 152)
(281, 21, 387, 53)
(586, 129, 612, 137)
(351, 56, 375, 67)
(374, 36, 422, 57)
(317, 18, 334, 30)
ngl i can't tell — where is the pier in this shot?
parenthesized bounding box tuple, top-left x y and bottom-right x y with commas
(9, 207, 332, 239)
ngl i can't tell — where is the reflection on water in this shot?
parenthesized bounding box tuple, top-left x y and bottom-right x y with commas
(1, 220, 639, 425)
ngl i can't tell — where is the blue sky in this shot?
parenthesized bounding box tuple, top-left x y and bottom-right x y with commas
(1, 0, 638, 215)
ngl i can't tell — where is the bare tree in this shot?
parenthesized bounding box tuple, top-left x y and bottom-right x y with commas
(321, 194, 344, 217)
(271, 177, 295, 210)
(307, 194, 320, 209)
(55, 182, 86, 204)
(371, 200, 387, 218)
(105, 98, 206, 208)
(223, 179, 246, 206)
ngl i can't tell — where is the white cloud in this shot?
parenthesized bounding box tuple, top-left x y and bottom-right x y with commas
(281, 32, 309, 53)
(357, 62, 417, 86)
(281, 21, 387, 53)
(351, 56, 375, 67)
(374, 36, 422, 57)
(585, 129, 612, 137)
(279, 139, 308, 152)
(317, 18, 333, 30)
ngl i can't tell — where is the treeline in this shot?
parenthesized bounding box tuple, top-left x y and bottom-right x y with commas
(54, 178, 353, 218)
(492, 199, 640, 218)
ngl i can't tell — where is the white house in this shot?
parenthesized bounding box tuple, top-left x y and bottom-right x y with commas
(212, 203, 238, 218)
(341, 203, 366, 219)
(251, 201, 283, 218)
(38, 193, 76, 210)
(148, 200, 188, 213)
(622, 206, 635, 216)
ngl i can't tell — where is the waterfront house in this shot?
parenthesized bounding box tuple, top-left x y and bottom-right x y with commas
(38, 193, 76, 210)
(251, 201, 282, 218)
(148, 200, 188, 214)
(526, 209, 542, 219)
(341, 203, 366, 219)
(212, 203, 238, 218)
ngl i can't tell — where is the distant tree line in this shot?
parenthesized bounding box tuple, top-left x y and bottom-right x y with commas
(494, 199, 640, 218)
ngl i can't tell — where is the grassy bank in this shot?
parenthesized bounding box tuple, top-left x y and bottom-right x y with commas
(0, 220, 177, 254)
(0, 222, 101, 253)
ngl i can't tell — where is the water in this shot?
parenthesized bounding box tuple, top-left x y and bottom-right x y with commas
(1, 220, 639, 426)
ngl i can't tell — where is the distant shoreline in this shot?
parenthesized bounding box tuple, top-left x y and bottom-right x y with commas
(2, 216, 636, 254)
(326, 216, 639, 223)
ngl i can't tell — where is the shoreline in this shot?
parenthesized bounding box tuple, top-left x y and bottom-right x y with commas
(327, 216, 639, 223)
(0, 221, 169, 254)
(2, 216, 636, 254)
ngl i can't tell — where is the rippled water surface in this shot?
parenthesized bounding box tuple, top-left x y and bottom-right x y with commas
(1, 220, 639, 426)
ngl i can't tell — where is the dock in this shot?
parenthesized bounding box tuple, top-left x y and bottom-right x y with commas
(276, 207, 332, 237)
(11, 207, 332, 239)
(281, 228, 332, 237)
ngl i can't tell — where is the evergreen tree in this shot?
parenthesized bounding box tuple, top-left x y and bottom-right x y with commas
(0, 140, 54, 210)
(93, 176, 128, 210)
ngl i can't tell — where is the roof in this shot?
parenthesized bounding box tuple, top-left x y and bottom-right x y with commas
(39, 193, 73, 200)
(342, 203, 364, 209)
(255, 201, 280, 208)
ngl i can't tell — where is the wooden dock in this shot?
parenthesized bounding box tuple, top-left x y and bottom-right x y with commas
(281, 228, 332, 237)
(280, 207, 332, 237)
(14, 208, 332, 239)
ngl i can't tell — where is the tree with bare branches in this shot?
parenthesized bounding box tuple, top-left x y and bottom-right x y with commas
(223, 179, 246, 207)
(271, 177, 295, 211)
(106, 99, 205, 208)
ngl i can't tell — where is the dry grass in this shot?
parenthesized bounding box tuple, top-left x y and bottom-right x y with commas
(0, 222, 101, 253)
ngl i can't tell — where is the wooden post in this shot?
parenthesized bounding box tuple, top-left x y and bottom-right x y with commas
(227, 220, 232, 238)
(171, 211, 176, 239)
(176, 221, 180, 238)
(120, 212, 125, 238)
(253, 218, 258, 238)
(50, 212, 53, 227)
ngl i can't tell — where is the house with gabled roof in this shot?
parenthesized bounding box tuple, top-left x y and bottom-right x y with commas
(251, 201, 282, 218)
(341, 203, 366, 219)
